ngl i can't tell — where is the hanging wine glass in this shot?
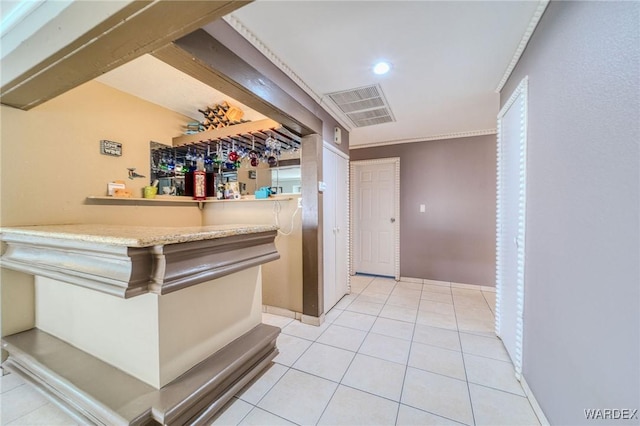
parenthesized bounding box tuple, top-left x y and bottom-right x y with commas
(268, 132, 284, 160)
(249, 135, 259, 159)
(168, 149, 176, 171)
(214, 143, 222, 164)
(160, 152, 168, 172)
(196, 152, 205, 171)
(238, 145, 248, 159)
(205, 144, 214, 171)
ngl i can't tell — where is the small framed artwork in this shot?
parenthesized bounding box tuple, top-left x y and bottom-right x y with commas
(100, 140, 122, 156)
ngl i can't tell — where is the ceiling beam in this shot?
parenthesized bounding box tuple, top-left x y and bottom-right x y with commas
(152, 29, 322, 137)
(1, 1, 250, 110)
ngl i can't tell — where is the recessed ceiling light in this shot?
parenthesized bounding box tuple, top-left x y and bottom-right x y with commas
(373, 61, 391, 75)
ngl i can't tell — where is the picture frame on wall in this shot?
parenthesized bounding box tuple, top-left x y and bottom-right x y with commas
(100, 139, 122, 156)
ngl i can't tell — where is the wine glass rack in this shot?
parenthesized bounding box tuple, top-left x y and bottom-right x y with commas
(172, 118, 301, 156)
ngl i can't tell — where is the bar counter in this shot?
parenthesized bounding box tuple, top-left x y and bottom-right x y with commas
(0, 223, 281, 425)
(0, 223, 279, 247)
(0, 223, 279, 298)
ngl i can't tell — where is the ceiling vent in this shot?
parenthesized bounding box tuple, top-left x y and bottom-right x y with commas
(326, 84, 395, 128)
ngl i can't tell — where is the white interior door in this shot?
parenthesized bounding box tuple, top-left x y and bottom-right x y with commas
(352, 159, 399, 278)
(334, 154, 349, 299)
(496, 77, 528, 378)
(323, 146, 349, 312)
(323, 148, 337, 309)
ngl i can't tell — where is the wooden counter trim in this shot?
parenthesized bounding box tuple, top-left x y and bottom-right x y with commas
(2, 325, 280, 425)
(0, 230, 279, 298)
(150, 231, 279, 295)
(1, 234, 152, 298)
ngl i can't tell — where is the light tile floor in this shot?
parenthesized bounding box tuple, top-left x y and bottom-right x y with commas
(0, 276, 540, 425)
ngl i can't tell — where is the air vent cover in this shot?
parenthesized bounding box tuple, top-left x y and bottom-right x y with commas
(326, 84, 395, 128)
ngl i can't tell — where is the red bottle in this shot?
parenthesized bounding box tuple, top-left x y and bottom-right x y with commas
(193, 170, 207, 200)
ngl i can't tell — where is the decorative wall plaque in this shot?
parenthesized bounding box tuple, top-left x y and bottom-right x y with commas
(100, 140, 122, 157)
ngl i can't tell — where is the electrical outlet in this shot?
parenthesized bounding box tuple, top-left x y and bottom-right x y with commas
(297, 197, 302, 208)
(318, 181, 326, 192)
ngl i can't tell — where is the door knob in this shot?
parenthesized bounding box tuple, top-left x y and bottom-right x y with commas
(390, 218, 396, 223)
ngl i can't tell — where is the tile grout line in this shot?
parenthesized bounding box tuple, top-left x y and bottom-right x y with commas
(246, 284, 496, 426)
(225, 397, 255, 425)
(238, 319, 332, 426)
(465, 380, 530, 399)
(233, 353, 293, 424)
(235, 310, 318, 425)
(451, 286, 478, 426)
(313, 276, 382, 425)
(399, 401, 470, 426)
(411, 283, 495, 426)
(479, 289, 495, 313)
(243, 404, 302, 426)
(2, 397, 50, 426)
(393, 278, 421, 426)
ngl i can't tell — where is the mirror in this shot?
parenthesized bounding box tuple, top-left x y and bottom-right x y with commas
(270, 166, 301, 194)
(150, 141, 184, 195)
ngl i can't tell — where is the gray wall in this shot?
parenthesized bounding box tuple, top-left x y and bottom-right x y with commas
(350, 135, 496, 286)
(501, 2, 639, 424)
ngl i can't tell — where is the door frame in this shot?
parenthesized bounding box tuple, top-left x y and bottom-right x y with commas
(495, 76, 528, 379)
(350, 157, 400, 281)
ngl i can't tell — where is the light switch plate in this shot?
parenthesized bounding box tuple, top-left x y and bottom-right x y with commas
(318, 181, 326, 192)
(420, 204, 426, 213)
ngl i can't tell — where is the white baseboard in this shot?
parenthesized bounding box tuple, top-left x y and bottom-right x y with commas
(396, 278, 494, 291)
(400, 276, 423, 284)
(423, 279, 451, 287)
(520, 375, 550, 426)
(301, 314, 325, 326)
(262, 305, 300, 320)
(262, 305, 325, 327)
(451, 282, 485, 290)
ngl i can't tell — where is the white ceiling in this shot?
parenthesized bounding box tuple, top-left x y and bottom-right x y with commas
(96, 1, 543, 148)
(95, 54, 268, 123)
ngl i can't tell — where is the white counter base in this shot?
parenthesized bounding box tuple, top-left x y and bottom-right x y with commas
(35, 266, 263, 388)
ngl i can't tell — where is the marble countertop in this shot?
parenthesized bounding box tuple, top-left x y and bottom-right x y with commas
(0, 224, 278, 247)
